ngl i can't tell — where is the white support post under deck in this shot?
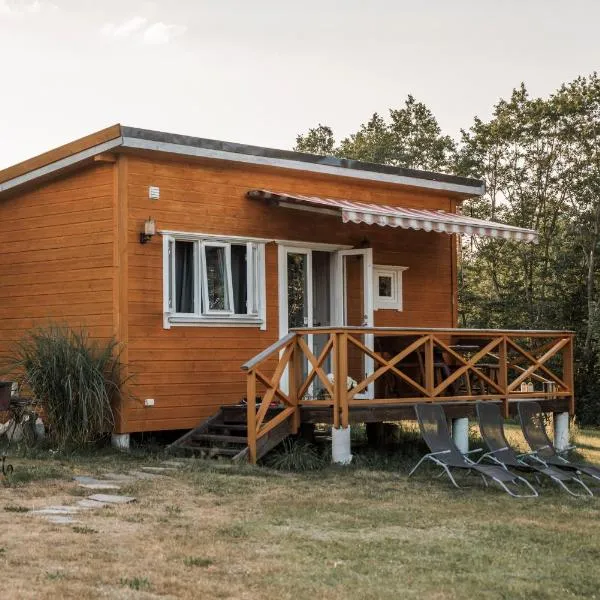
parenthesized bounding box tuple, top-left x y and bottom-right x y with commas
(452, 417, 469, 454)
(553, 412, 570, 452)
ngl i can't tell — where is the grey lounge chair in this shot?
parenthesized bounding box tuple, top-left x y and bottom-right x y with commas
(409, 403, 538, 497)
(518, 401, 600, 484)
(476, 401, 592, 497)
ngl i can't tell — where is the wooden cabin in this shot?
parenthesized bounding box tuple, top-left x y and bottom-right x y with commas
(0, 125, 574, 460)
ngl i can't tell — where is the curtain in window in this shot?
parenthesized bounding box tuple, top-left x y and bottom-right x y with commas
(175, 241, 194, 313)
(231, 245, 247, 314)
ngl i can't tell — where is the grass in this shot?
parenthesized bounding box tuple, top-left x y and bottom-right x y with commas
(264, 438, 327, 471)
(183, 556, 213, 568)
(4, 504, 30, 512)
(120, 577, 152, 591)
(0, 423, 599, 598)
(72, 526, 97, 535)
(4, 463, 68, 486)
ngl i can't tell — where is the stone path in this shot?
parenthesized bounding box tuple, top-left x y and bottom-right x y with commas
(28, 460, 184, 525)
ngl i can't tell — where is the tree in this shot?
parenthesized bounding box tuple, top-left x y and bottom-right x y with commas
(457, 76, 600, 423)
(295, 95, 456, 171)
(294, 124, 335, 156)
(295, 76, 600, 423)
(456, 85, 574, 331)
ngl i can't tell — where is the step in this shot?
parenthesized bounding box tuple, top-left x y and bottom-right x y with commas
(221, 404, 283, 423)
(208, 423, 248, 432)
(192, 434, 247, 444)
(184, 445, 243, 456)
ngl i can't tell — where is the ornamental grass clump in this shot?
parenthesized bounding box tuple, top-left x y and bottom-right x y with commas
(264, 438, 326, 472)
(6, 326, 123, 450)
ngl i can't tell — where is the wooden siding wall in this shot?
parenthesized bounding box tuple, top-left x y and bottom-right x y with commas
(124, 155, 456, 433)
(0, 164, 115, 367)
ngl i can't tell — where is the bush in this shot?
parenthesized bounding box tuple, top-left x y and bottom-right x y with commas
(263, 438, 326, 472)
(4, 326, 124, 450)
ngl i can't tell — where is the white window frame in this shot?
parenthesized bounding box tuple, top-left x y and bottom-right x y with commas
(162, 232, 267, 329)
(201, 241, 234, 315)
(373, 265, 408, 311)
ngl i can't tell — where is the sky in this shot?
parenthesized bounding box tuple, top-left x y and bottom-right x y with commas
(0, 0, 598, 169)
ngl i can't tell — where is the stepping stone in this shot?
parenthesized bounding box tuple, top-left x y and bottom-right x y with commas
(77, 499, 108, 509)
(100, 472, 137, 482)
(32, 506, 80, 515)
(140, 466, 176, 473)
(78, 482, 121, 490)
(87, 494, 136, 505)
(46, 515, 79, 525)
(128, 470, 161, 479)
(74, 476, 101, 485)
(75, 475, 122, 490)
(161, 460, 184, 467)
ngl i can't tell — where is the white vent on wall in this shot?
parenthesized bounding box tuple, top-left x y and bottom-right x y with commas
(149, 186, 160, 200)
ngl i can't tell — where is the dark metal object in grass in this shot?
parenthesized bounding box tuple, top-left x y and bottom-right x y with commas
(409, 403, 538, 498)
(1, 456, 13, 478)
(0, 382, 11, 412)
(476, 401, 592, 497)
(1, 396, 38, 479)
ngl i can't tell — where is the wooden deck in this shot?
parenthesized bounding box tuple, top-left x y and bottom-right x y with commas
(222, 398, 571, 425)
(241, 327, 575, 463)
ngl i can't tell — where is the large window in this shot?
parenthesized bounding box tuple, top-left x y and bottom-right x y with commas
(163, 234, 265, 328)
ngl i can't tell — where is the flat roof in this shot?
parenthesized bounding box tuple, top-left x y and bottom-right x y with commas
(0, 124, 485, 197)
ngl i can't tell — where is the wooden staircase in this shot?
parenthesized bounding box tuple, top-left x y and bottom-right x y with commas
(167, 405, 291, 462)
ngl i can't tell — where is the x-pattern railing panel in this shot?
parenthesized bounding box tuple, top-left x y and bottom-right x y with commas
(347, 334, 429, 399)
(506, 338, 569, 392)
(254, 341, 294, 431)
(431, 336, 504, 396)
(296, 336, 334, 400)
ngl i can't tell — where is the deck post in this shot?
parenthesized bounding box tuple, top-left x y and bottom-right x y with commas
(553, 412, 570, 452)
(499, 336, 509, 418)
(451, 417, 469, 454)
(289, 338, 302, 435)
(339, 333, 349, 428)
(331, 331, 351, 464)
(563, 336, 575, 416)
(247, 370, 257, 464)
(331, 425, 352, 465)
(111, 433, 130, 451)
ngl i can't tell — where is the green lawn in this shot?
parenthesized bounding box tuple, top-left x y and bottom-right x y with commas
(1, 424, 600, 599)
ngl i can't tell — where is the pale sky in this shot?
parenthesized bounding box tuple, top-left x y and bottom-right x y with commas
(0, 0, 598, 169)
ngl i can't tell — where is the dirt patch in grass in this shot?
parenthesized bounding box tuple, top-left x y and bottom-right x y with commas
(0, 436, 599, 598)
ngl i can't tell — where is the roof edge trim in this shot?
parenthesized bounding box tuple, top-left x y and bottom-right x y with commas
(121, 136, 484, 196)
(0, 137, 124, 193)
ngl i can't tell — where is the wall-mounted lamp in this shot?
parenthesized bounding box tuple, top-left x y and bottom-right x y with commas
(140, 217, 156, 244)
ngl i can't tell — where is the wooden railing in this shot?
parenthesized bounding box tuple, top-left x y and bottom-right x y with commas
(241, 327, 575, 464)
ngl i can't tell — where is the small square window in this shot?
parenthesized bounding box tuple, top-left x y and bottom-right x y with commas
(373, 265, 407, 311)
(378, 275, 393, 298)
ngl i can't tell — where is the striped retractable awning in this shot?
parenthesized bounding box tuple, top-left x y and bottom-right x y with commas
(247, 189, 538, 243)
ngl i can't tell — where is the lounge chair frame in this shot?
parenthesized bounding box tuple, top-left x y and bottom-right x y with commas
(476, 401, 592, 497)
(410, 404, 538, 498)
(518, 400, 600, 485)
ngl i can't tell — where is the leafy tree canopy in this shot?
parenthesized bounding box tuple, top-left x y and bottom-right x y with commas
(295, 95, 456, 172)
(295, 74, 600, 423)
